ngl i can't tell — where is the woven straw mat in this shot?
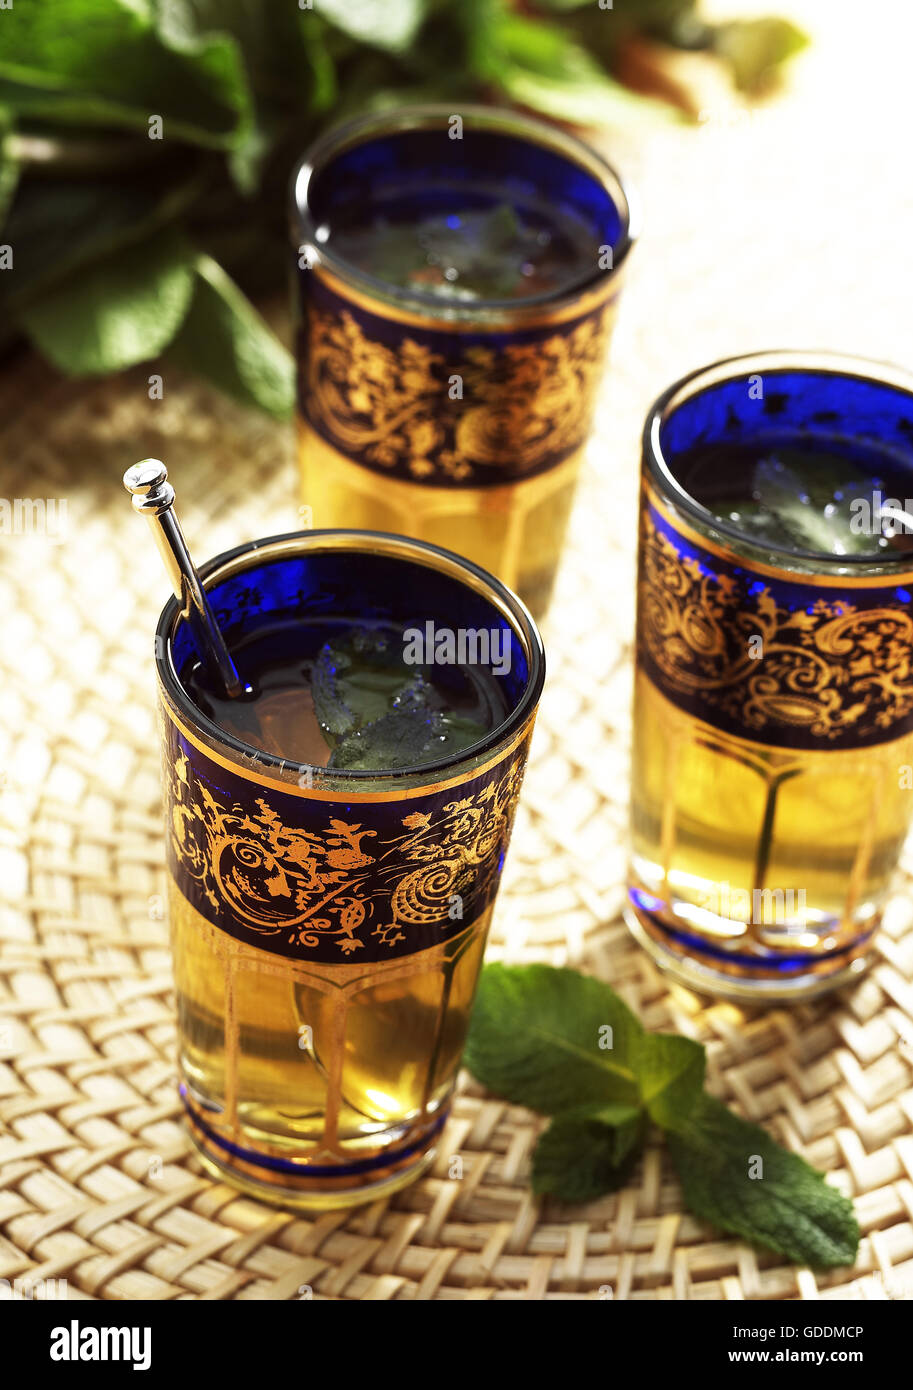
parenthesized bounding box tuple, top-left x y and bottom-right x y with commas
(2, 6, 913, 1301)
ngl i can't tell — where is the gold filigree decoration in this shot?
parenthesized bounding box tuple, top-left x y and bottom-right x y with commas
(300, 305, 611, 483)
(639, 510, 913, 740)
(168, 751, 525, 954)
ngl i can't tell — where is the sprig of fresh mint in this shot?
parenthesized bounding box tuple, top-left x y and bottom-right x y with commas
(464, 964, 859, 1268)
(0, 0, 805, 414)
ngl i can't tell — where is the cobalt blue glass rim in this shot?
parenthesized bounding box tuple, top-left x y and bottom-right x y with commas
(290, 102, 639, 320)
(643, 349, 913, 570)
(154, 527, 545, 786)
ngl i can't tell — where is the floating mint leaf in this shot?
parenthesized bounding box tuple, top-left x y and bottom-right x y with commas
(434, 711, 487, 756)
(311, 629, 415, 741)
(312, 628, 489, 771)
(328, 705, 487, 772)
(532, 1102, 646, 1203)
(329, 707, 443, 771)
(415, 203, 538, 299)
(750, 452, 879, 556)
(464, 964, 644, 1113)
(667, 1094, 859, 1268)
(333, 202, 552, 301)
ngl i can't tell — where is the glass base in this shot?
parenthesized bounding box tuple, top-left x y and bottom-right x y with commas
(183, 1095, 445, 1211)
(623, 902, 873, 1003)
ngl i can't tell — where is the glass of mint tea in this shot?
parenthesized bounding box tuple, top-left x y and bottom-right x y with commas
(290, 104, 637, 619)
(628, 352, 913, 1000)
(156, 529, 544, 1207)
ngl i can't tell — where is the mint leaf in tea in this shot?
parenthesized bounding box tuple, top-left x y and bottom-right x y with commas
(184, 621, 504, 771)
(675, 436, 913, 557)
(323, 194, 597, 302)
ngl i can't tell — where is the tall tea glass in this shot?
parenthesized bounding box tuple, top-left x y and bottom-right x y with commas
(627, 352, 913, 1000)
(291, 104, 636, 618)
(156, 529, 544, 1206)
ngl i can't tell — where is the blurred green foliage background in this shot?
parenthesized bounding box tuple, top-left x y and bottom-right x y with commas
(0, 0, 805, 414)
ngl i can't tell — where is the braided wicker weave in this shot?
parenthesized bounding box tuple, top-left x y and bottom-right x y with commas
(2, 4, 913, 1299)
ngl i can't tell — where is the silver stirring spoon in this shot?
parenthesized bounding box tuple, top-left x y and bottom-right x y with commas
(123, 459, 246, 698)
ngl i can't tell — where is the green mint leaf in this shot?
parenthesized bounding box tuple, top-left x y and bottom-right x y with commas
(166, 255, 293, 417)
(747, 454, 878, 557)
(464, 964, 643, 1113)
(0, 0, 253, 148)
(531, 0, 613, 10)
(711, 18, 808, 93)
(532, 1103, 646, 1203)
(485, 14, 674, 128)
(313, 0, 428, 54)
(18, 228, 196, 374)
(635, 1031, 705, 1132)
(311, 630, 415, 738)
(0, 171, 205, 314)
(0, 110, 19, 226)
(667, 1094, 859, 1268)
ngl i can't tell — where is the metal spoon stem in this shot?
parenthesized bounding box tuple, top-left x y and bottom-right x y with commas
(124, 460, 244, 699)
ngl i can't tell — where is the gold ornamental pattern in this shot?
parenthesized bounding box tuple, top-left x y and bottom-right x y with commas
(299, 304, 612, 485)
(639, 510, 913, 744)
(167, 748, 526, 957)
